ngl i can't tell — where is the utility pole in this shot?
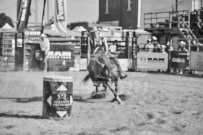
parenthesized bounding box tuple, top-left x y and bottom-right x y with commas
(35, 0, 38, 25)
(176, 0, 178, 12)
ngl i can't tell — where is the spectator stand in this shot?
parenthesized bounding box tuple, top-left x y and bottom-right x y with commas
(135, 34, 169, 72)
(143, 9, 203, 75)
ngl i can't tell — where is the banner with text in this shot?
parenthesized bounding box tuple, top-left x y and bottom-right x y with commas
(137, 52, 168, 71)
(17, 0, 32, 32)
(47, 45, 75, 71)
(54, 0, 68, 35)
(170, 51, 188, 69)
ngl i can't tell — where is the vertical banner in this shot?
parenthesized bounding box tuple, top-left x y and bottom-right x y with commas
(54, 0, 68, 35)
(17, 0, 32, 32)
(15, 32, 24, 71)
(17, 0, 22, 21)
(137, 52, 169, 72)
(41, 0, 47, 33)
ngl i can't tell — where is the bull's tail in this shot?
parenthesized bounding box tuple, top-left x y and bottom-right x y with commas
(82, 74, 90, 83)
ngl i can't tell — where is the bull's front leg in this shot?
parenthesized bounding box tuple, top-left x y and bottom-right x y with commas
(107, 80, 122, 104)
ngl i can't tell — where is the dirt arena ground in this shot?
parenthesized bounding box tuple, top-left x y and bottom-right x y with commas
(0, 71, 203, 135)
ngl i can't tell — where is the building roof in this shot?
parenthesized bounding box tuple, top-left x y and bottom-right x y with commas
(72, 26, 87, 32)
(1, 23, 13, 29)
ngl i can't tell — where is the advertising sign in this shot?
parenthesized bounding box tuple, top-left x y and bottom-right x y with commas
(24, 30, 41, 42)
(15, 32, 24, 70)
(47, 45, 75, 71)
(170, 51, 188, 69)
(190, 52, 203, 71)
(54, 0, 68, 35)
(81, 31, 88, 58)
(17, 0, 32, 32)
(137, 52, 168, 71)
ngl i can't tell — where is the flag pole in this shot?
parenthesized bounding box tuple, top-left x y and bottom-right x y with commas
(41, 0, 47, 33)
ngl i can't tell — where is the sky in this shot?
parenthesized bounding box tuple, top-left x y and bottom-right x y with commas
(0, 0, 99, 25)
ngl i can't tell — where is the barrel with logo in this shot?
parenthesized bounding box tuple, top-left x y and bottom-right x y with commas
(42, 76, 73, 118)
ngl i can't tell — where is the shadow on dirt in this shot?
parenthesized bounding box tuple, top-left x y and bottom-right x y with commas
(0, 96, 42, 103)
(0, 113, 47, 119)
(73, 94, 130, 104)
(73, 98, 95, 103)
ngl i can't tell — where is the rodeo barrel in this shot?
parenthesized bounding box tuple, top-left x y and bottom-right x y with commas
(42, 76, 73, 118)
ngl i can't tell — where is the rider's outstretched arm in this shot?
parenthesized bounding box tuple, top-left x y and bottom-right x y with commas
(88, 39, 91, 61)
(103, 37, 109, 55)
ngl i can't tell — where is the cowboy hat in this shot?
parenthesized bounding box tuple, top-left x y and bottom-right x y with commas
(152, 36, 158, 41)
(179, 41, 186, 45)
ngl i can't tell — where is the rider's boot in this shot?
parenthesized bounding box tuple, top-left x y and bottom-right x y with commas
(118, 70, 127, 79)
(117, 64, 127, 79)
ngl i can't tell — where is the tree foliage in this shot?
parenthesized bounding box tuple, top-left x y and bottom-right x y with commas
(0, 13, 14, 28)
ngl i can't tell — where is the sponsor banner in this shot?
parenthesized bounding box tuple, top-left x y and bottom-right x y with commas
(17, 0, 32, 32)
(54, 0, 68, 35)
(24, 30, 41, 37)
(116, 42, 128, 58)
(137, 52, 168, 71)
(80, 35, 88, 58)
(170, 51, 188, 69)
(47, 59, 74, 71)
(48, 45, 75, 59)
(190, 52, 203, 71)
(47, 45, 75, 71)
(24, 29, 41, 42)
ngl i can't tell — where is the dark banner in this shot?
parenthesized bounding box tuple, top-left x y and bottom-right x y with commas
(81, 32, 88, 58)
(17, 0, 22, 20)
(116, 41, 128, 59)
(15, 32, 24, 70)
(17, 0, 32, 32)
(170, 51, 188, 69)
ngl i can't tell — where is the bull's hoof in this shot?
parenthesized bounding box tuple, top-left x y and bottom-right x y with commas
(116, 96, 123, 104)
(111, 96, 123, 104)
(118, 94, 130, 101)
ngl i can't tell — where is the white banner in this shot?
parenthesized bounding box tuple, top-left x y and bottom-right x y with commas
(118, 59, 129, 71)
(137, 52, 168, 71)
(54, 0, 68, 35)
(190, 52, 203, 71)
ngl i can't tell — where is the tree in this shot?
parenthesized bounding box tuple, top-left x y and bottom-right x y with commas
(0, 13, 14, 28)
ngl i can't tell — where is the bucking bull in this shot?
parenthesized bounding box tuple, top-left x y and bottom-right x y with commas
(82, 47, 126, 104)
